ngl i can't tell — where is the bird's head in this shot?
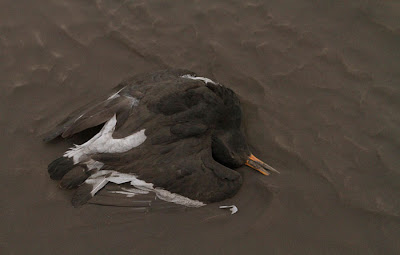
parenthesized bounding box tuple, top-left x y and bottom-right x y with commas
(211, 129, 279, 176)
(207, 83, 280, 176)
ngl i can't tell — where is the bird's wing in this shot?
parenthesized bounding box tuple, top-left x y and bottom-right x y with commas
(42, 86, 138, 142)
(79, 182, 188, 212)
(85, 134, 243, 205)
(42, 69, 196, 142)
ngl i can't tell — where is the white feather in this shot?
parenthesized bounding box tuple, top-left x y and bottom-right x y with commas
(85, 170, 205, 207)
(181, 74, 219, 85)
(121, 187, 150, 195)
(107, 88, 123, 100)
(108, 191, 137, 198)
(219, 205, 238, 214)
(64, 114, 147, 164)
(85, 174, 110, 196)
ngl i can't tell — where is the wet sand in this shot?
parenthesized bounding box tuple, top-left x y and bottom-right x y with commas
(1, 0, 400, 254)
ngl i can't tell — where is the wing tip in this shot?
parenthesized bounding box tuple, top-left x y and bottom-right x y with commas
(48, 156, 75, 180)
(41, 130, 62, 143)
(71, 184, 94, 207)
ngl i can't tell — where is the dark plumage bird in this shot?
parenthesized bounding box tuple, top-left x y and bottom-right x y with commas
(44, 69, 279, 207)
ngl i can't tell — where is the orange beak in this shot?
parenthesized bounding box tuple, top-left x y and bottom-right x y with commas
(245, 154, 280, 176)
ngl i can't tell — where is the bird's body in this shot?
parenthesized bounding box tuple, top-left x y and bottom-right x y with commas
(44, 69, 278, 207)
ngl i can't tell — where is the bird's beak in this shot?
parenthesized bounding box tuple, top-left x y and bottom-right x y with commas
(245, 154, 280, 176)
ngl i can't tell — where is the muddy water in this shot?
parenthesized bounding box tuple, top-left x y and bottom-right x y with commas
(1, 0, 400, 254)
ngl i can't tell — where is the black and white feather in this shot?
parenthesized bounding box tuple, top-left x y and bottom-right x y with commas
(45, 69, 248, 208)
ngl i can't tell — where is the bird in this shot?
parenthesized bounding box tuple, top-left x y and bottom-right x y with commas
(43, 69, 279, 207)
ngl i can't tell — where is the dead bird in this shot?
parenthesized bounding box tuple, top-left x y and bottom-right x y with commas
(43, 69, 279, 207)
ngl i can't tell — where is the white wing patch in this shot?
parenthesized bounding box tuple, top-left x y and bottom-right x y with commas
(64, 114, 146, 164)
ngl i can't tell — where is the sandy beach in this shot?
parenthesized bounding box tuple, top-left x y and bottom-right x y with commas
(1, 0, 399, 254)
